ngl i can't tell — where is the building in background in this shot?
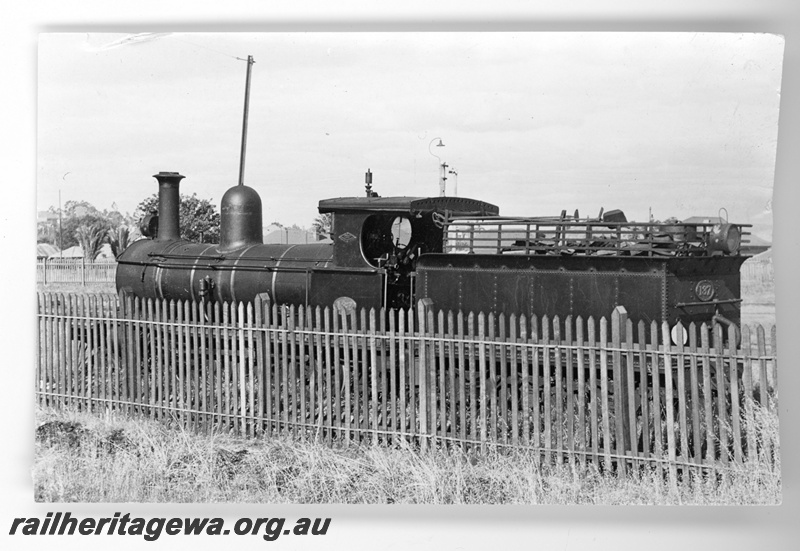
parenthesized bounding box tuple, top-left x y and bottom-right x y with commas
(262, 223, 328, 245)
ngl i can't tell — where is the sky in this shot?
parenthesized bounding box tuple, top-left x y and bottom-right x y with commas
(38, 32, 783, 238)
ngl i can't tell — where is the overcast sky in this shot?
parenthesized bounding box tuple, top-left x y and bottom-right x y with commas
(37, 32, 783, 239)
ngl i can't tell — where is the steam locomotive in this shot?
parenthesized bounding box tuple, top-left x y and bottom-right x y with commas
(116, 172, 749, 338)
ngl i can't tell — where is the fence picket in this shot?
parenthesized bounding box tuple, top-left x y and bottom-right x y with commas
(565, 316, 575, 464)
(636, 321, 649, 464)
(770, 325, 777, 404)
(675, 323, 689, 465)
(358, 308, 369, 441)
(58, 293, 67, 408)
(625, 319, 637, 468)
(611, 308, 627, 470)
(339, 308, 351, 446)
(576, 317, 586, 467)
(407, 308, 417, 444)
(267, 302, 278, 436)
(214, 302, 223, 429)
(159, 299, 168, 419)
(398, 309, 407, 444)
(520, 315, 530, 448)
(247, 303, 256, 438)
(650, 321, 662, 476)
(448, 311, 458, 447)
(197, 299, 208, 432)
(281, 306, 291, 438)
(700, 324, 713, 466)
(741, 326, 755, 462)
(296, 306, 305, 439)
(498, 313, 508, 446)
(380, 309, 388, 444)
(467, 312, 476, 451)
(176, 300, 186, 428)
(488, 313, 498, 446)
(729, 324, 742, 464)
(531, 314, 542, 460)
(418, 305, 429, 450)
(438, 310, 447, 447)
(598, 317, 612, 468)
(350, 309, 360, 442)
(510, 314, 519, 448)
(542, 315, 552, 462)
(688, 323, 701, 466)
(370, 308, 380, 443)
(757, 326, 772, 462)
(714, 325, 728, 466)
(553, 316, 564, 463)
(169, 300, 178, 424)
(124, 294, 135, 414)
(147, 299, 157, 420)
(133, 296, 144, 417)
(661, 322, 678, 488)
(306, 306, 317, 441)
(757, 325, 768, 412)
(66, 294, 75, 407)
(79, 295, 89, 410)
(478, 312, 488, 453)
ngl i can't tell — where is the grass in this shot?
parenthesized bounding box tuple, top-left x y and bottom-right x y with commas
(33, 406, 781, 505)
(36, 282, 116, 294)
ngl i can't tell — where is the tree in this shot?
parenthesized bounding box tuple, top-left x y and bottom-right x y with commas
(135, 193, 220, 243)
(312, 213, 333, 241)
(108, 225, 138, 258)
(74, 224, 106, 261)
(37, 220, 57, 245)
(63, 200, 99, 218)
(52, 200, 115, 250)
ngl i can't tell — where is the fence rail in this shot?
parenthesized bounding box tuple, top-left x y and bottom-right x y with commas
(37, 259, 117, 285)
(36, 292, 778, 476)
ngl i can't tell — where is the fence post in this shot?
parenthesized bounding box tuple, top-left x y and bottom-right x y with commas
(42, 258, 47, 285)
(611, 306, 631, 468)
(417, 298, 434, 451)
(81, 257, 86, 286)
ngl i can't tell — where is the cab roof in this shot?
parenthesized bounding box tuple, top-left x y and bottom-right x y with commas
(318, 196, 499, 216)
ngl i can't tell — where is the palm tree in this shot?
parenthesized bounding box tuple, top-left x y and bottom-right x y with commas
(74, 224, 106, 262)
(312, 213, 333, 241)
(107, 225, 132, 258)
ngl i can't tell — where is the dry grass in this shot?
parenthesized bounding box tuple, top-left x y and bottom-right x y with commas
(36, 283, 116, 294)
(33, 406, 780, 505)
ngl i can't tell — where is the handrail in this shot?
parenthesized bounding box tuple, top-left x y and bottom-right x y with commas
(443, 217, 751, 257)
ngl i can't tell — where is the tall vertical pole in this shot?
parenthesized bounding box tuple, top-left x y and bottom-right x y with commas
(238, 55, 255, 187)
(58, 189, 63, 258)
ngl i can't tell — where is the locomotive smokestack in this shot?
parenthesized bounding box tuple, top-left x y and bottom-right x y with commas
(154, 172, 185, 241)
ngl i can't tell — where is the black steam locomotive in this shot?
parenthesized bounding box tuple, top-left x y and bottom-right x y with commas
(116, 172, 749, 338)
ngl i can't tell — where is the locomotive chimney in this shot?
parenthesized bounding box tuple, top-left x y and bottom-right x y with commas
(153, 172, 185, 241)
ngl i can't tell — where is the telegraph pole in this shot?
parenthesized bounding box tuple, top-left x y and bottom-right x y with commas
(238, 55, 255, 187)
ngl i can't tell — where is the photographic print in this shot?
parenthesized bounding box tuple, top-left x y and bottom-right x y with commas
(34, 32, 782, 505)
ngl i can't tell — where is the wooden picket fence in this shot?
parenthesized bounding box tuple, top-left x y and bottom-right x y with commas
(741, 258, 774, 287)
(37, 258, 117, 285)
(35, 291, 778, 475)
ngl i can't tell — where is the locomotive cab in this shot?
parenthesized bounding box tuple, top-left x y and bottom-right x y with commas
(318, 196, 499, 309)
